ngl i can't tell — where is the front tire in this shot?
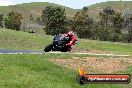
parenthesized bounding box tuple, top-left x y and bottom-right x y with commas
(44, 44, 53, 52)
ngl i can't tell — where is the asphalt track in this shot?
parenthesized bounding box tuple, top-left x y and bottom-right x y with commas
(0, 49, 43, 54)
(0, 49, 130, 57)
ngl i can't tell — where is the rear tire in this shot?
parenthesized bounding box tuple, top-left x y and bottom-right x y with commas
(61, 46, 68, 52)
(44, 44, 53, 52)
(61, 49, 68, 52)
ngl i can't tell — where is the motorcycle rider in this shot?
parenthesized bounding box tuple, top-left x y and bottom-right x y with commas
(63, 31, 77, 51)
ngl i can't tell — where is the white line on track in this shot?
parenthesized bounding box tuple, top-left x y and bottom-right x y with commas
(46, 52, 130, 57)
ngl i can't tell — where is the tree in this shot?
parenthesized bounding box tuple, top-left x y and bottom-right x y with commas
(99, 7, 115, 28)
(127, 15, 132, 43)
(36, 17, 42, 25)
(73, 8, 94, 39)
(82, 6, 88, 12)
(66, 19, 74, 31)
(42, 6, 67, 35)
(30, 14, 34, 21)
(103, 6, 115, 15)
(4, 11, 23, 31)
(0, 14, 3, 28)
(112, 12, 123, 33)
(99, 12, 109, 27)
(98, 7, 124, 42)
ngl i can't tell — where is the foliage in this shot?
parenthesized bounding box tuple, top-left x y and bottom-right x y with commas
(82, 6, 88, 11)
(127, 16, 132, 43)
(29, 14, 34, 21)
(97, 7, 124, 42)
(36, 17, 43, 25)
(4, 11, 23, 31)
(0, 2, 131, 43)
(103, 6, 115, 15)
(72, 7, 94, 38)
(112, 12, 123, 33)
(0, 14, 3, 28)
(42, 6, 67, 35)
(71, 6, 127, 42)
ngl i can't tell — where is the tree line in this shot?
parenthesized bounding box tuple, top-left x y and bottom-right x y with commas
(42, 6, 132, 43)
(0, 6, 132, 43)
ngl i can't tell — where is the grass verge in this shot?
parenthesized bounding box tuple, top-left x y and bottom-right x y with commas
(0, 54, 131, 88)
(0, 29, 132, 55)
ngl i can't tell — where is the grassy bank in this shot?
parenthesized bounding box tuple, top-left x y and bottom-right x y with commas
(0, 28, 52, 50)
(0, 54, 131, 88)
(77, 39, 132, 55)
(0, 29, 132, 55)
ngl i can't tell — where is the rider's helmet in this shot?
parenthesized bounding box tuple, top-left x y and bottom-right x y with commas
(68, 31, 74, 37)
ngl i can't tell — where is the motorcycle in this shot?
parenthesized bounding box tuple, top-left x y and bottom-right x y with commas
(44, 34, 77, 52)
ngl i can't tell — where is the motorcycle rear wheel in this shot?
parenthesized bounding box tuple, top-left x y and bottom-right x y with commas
(61, 46, 69, 52)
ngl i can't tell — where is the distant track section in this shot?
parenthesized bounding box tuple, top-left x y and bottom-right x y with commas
(0, 49, 43, 54)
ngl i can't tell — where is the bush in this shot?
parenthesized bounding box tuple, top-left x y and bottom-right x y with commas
(0, 14, 3, 28)
(4, 11, 23, 31)
(73, 8, 94, 39)
(109, 32, 124, 42)
(41, 6, 67, 35)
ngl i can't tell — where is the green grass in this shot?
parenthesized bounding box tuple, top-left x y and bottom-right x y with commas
(0, 28, 52, 50)
(0, 28, 132, 55)
(0, 54, 131, 88)
(77, 39, 132, 55)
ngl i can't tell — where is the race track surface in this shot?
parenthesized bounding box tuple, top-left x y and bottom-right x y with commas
(0, 49, 43, 54)
(0, 49, 130, 57)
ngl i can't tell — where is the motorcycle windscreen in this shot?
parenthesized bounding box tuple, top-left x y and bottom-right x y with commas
(53, 35, 67, 45)
(54, 35, 66, 41)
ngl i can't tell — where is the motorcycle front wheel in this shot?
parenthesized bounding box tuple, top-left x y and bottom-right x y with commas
(44, 44, 53, 52)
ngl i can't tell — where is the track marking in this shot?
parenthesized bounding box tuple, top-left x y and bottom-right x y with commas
(47, 52, 130, 57)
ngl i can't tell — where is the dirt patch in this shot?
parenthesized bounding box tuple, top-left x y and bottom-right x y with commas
(80, 49, 111, 54)
(68, 43, 113, 54)
(70, 47, 111, 54)
(49, 57, 132, 74)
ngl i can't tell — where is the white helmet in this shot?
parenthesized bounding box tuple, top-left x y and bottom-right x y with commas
(68, 31, 74, 36)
